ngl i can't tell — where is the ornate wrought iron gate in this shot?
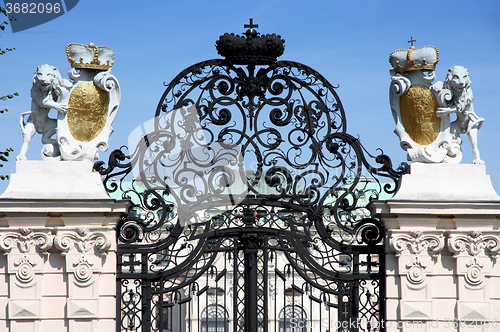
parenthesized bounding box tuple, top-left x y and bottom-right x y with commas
(96, 21, 407, 332)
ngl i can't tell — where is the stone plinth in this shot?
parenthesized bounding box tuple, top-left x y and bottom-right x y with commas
(0, 161, 127, 332)
(372, 163, 500, 331)
(0, 160, 110, 200)
(390, 163, 500, 202)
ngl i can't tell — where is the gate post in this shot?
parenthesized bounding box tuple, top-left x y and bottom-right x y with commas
(0, 161, 127, 331)
(240, 209, 262, 332)
(373, 163, 500, 331)
(243, 244, 258, 332)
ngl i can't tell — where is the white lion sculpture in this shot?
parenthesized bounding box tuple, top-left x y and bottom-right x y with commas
(432, 65, 484, 164)
(17, 64, 73, 160)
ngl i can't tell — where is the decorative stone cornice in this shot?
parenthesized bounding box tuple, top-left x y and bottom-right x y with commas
(0, 228, 53, 255)
(447, 231, 500, 259)
(390, 230, 445, 258)
(0, 198, 128, 213)
(54, 227, 111, 256)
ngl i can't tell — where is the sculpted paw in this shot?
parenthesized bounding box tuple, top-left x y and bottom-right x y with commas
(436, 108, 453, 117)
(472, 159, 485, 165)
(57, 104, 69, 113)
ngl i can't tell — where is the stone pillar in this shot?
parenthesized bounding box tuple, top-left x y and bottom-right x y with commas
(0, 161, 127, 332)
(373, 163, 500, 331)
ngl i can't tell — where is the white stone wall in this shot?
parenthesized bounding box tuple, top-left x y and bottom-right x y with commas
(0, 161, 127, 331)
(0, 223, 120, 332)
(385, 229, 500, 331)
(375, 163, 500, 331)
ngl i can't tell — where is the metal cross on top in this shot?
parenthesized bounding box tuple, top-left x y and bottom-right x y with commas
(408, 36, 416, 47)
(244, 18, 258, 30)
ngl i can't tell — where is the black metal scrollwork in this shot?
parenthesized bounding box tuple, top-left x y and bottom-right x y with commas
(98, 21, 408, 332)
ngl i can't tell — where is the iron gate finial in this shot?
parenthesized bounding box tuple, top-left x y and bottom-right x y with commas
(216, 19, 285, 65)
(244, 18, 258, 31)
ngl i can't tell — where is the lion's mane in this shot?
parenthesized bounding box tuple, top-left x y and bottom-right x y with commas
(30, 64, 72, 109)
(443, 65, 473, 114)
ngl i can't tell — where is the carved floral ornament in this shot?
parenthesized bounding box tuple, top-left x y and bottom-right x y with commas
(390, 231, 445, 286)
(0, 228, 52, 255)
(390, 230, 500, 288)
(447, 231, 500, 259)
(446, 231, 500, 287)
(390, 230, 500, 259)
(54, 227, 111, 256)
(0, 227, 112, 256)
(389, 230, 445, 258)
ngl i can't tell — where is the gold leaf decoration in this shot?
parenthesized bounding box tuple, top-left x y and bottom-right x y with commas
(67, 81, 109, 142)
(400, 84, 440, 145)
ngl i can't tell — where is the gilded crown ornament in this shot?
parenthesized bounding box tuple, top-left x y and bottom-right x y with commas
(216, 19, 285, 65)
(66, 43, 115, 71)
(389, 42, 439, 74)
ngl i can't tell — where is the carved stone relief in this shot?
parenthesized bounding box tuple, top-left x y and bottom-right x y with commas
(447, 231, 500, 288)
(465, 258, 484, 286)
(390, 230, 445, 259)
(54, 227, 112, 287)
(447, 231, 500, 258)
(54, 227, 111, 256)
(0, 228, 53, 255)
(405, 256, 427, 286)
(16, 43, 120, 162)
(13, 255, 37, 284)
(390, 231, 445, 287)
(389, 41, 484, 164)
(72, 255, 95, 284)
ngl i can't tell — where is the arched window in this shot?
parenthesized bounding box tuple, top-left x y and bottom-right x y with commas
(207, 287, 225, 296)
(279, 305, 307, 332)
(200, 304, 229, 332)
(284, 287, 302, 297)
(239, 305, 264, 332)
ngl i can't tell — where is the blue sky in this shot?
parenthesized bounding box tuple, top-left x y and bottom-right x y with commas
(0, 0, 499, 194)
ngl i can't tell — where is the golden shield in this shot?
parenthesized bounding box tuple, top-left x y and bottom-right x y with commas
(399, 84, 440, 145)
(67, 81, 109, 142)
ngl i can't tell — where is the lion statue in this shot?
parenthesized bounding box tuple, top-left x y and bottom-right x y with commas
(17, 64, 73, 160)
(432, 65, 484, 164)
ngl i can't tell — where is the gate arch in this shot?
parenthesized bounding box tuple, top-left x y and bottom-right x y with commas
(96, 20, 407, 332)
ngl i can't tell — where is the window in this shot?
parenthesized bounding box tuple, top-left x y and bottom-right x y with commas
(284, 287, 302, 297)
(200, 304, 229, 332)
(279, 305, 307, 332)
(155, 249, 170, 266)
(207, 287, 224, 296)
(339, 254, 352, 267)
(161, 305, 172, 332)
(239, 305, 264, 332)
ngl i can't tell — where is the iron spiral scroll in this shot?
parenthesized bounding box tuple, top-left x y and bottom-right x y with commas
(96, 22, 408, 332)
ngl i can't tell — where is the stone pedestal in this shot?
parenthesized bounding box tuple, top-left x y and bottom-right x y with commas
(373, 163, 500, 331)
(0, 161, 127, 332)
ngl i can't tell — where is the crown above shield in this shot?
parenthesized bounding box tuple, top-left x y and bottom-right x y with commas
(389, 45, 439, 73)
(66, 43, 115, 70)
